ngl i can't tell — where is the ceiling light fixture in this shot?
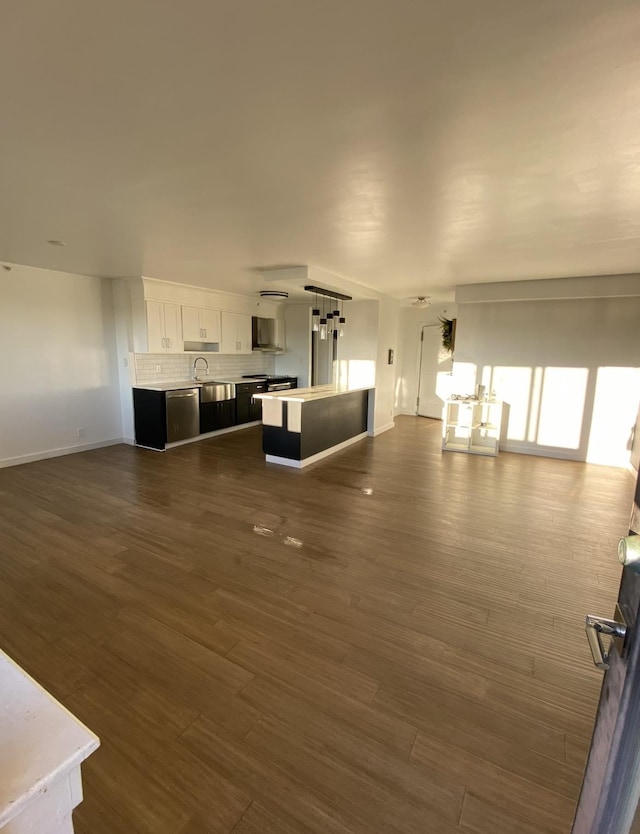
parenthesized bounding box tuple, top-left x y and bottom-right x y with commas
(259, 290, 289, 299)
(412, 296, 431, 308)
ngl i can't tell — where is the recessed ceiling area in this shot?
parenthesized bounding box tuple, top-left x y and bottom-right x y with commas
(1, 0, 639, 298)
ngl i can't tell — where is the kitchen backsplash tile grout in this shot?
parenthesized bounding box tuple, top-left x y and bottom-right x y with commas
(134, 352, 277, 383)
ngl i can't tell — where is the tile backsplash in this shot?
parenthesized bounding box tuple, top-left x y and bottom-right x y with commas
(134, 352, 277, 384)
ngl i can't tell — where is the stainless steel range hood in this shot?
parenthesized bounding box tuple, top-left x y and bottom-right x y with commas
(252, 317, 285, 352)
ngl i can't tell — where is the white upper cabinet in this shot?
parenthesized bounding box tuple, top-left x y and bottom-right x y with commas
(181, 306, 201, 342)
(146, 301, 182, 352)
(201, 307, 221, 343)
(129, 279, 273, 354)
(182, 306, 221, 344)
(221, 312, 252, 354)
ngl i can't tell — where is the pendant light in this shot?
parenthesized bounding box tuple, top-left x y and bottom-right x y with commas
(338, 299, 346, 337)
(303, 285, 352, 342)
(326, 296, 334, 334)
(332, 300, 341, 329)
(319, 295, 328, 340)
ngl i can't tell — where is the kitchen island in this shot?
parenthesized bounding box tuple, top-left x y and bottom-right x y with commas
(254, 384, 373, 468)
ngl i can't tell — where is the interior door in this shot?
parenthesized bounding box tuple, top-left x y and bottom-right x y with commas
(417, 325, 452, 419)
(630, 403, 640, 473)
(572, 470, 640, 833)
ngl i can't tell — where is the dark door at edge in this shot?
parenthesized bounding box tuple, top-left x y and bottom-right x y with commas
(573, 467, 640, 833)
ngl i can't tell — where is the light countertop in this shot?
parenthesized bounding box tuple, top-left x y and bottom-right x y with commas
(254, 383, 374, 403)
(0, 649, 100, 827)
(133, 380, 202, 392)
(212, 377, 267, 385)
(133, 377, 267, 392)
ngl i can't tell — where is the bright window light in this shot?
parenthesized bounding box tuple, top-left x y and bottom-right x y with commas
(537, 367, 588, 449)
(587, 367, 640, 466)
(491, 366, 532, 442)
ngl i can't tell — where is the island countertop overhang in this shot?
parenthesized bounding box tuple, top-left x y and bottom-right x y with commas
(254, 383, 374, 403)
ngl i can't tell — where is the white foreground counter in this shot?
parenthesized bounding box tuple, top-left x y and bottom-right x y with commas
(0, 650, 99, 833)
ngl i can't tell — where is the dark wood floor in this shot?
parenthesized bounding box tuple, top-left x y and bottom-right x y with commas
(0, 416, 634, 833)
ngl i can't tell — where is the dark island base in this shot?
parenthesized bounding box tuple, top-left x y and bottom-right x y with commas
(262, 389, 369, 468)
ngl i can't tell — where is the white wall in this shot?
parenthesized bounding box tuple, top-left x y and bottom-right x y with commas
(372, 297, 400, 433)
(336, 300, 379, 386)
(0, 264, 123, 467)
(336, 299, 400, 435)
(453, 296, 640, 465)
(112, 279, 136, 442)
(395, 303, 458, 415)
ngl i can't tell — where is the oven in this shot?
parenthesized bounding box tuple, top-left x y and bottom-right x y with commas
(266, 377, 297, 392)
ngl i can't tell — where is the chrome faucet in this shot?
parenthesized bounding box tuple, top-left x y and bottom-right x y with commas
(193, 356, 209, 380)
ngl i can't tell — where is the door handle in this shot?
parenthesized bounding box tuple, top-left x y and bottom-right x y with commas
(618, 535, 640, 571)
(585, 613, 627, 671)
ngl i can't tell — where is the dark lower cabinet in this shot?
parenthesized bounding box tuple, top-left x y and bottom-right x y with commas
(133, 389, 167, 450)
(134, 380, 271, 449)
(236, 394, 251, 424)
(236, 381, 266, 424)
(200, 399, 236, 433)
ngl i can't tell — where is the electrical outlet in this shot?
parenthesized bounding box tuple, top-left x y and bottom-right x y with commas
(123, 357, 128, 368)
(156, 365, 162, 373)
(76, 427, 86, 438)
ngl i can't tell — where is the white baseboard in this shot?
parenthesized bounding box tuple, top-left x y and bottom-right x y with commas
(0, 437, 126, 469)
(501, 442, 581, 461)
(395, 409, 417, 417)
(266, 431, 368, 469)
(368, 421, 395, 437)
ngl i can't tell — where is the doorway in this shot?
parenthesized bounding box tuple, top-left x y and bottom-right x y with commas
(417, 325, 452, 419)
(572, 468, 640, 833)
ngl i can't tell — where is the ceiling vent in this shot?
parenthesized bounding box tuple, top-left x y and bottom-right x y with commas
(259, 290, 289, 300)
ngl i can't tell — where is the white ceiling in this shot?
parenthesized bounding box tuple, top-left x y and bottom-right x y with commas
(2, 0, 640, 300)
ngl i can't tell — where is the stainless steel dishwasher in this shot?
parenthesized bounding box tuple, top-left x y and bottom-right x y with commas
(165, 388, 200, 442)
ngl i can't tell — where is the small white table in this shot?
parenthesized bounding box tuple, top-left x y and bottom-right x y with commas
(0, 650, 99, 833)
(442, 399, 504, 456)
